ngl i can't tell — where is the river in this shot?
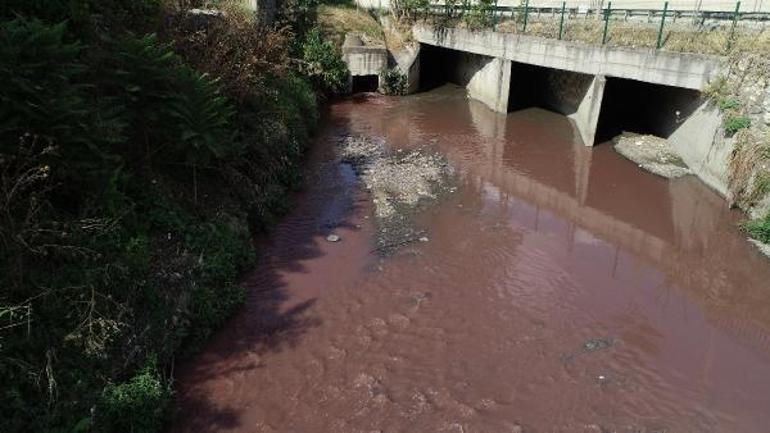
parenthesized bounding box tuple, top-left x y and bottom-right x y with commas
(171, 85, 770, 433)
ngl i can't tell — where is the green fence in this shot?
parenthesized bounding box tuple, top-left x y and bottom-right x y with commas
(423, 0, 766, 51)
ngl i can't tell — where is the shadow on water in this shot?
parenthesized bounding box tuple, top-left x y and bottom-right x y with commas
(168, 106, 364, 433)
(170, 85, 770, 433)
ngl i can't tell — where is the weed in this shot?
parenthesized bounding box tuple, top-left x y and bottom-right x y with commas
(380, 67, 408, 95)
(742, 214, 770, 243)
(724, 115, 751, 136)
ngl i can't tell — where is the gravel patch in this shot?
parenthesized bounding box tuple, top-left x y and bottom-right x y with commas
(614, 132, 691, 179)
(339, 135, 455, 254)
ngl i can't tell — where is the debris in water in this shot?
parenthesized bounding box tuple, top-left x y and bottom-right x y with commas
(562, 337, 616, 363)
(338, 135, 455, 254)
(614, 132, 690, 179)
(582, 337, 615, 352)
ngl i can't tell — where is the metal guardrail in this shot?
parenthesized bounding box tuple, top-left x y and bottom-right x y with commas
(421, 0, 769, 49)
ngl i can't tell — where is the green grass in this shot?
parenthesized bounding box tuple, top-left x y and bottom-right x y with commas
(743, 214, 770, 244)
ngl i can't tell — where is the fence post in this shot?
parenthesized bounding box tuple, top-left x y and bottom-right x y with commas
(522, 0, 530, 33)
(492, 0, 499, 26)
(656, 1, 669, 49)
(602, 1, 611, 44)
(558, 1, 566, 40)
(728, 1, 741, 50)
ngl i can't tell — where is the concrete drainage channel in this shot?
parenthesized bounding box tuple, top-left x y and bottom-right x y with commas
(341, 33, 387, 93)
(339, 20, 769, 257)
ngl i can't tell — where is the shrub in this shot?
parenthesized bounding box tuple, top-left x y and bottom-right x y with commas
(1, 0, 164, 34)
(718, 97, 742, 111)
(725, 115, 751, 136)
(1, 2, 325, 432)
(299, 27, 349, 95)
(742, 214, 770, 243)
(99, 359, 170, 433)
(166, 7, 291, 103)
(0, 18, 124, 197)
(380, 67, 408, 95)
(278, 0, 320, 38)
(391, 0, 429, 21)
(463, 0, 494, 30)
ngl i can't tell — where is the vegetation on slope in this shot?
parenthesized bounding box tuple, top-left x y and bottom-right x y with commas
(0, 0, 348, 432)
(318, 2, 385, 47)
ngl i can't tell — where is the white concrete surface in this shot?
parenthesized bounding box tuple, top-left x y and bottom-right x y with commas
(452, 53, 512, 112)
(667, 99, 730, 195)
(570, 74, 607, 146)
(342, 45, 388, 76)
(413, 25, 722, 90)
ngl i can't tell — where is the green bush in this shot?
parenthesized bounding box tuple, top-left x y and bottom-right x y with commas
(725, 115, 751, 136)
(99, 359, 169, 433)
(1, 2, 325, 432)
(718, 97, 742, 111)
(299, 27, 349, 95)
(1, 0, 163, 34)
(391, 0, 429, 21)
(743, 214, 770, 243)
(463, 0, 494, 30)
(380, 68, 408, 95)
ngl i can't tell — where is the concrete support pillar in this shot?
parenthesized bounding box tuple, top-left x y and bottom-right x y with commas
(463, 57, 511, 113)
(569, 74, 606, 146)
(574, 147, 593, 206)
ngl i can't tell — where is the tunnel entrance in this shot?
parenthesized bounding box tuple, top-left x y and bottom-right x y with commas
(418, 44, 461, 91)
(351, 75, 379, 93)
(595, 77, 702, 144)
(507, 62, 595, 115)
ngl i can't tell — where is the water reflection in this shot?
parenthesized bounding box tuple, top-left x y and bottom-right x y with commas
(173, 85, 770, 433)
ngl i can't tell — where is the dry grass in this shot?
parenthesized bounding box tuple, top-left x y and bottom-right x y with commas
(318, 4, 385, 47)
(383, 16, 414, 52)
(479, 16, 770, 55)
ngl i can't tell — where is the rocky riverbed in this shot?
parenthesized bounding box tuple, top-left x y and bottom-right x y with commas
(339, 135, 455, 253)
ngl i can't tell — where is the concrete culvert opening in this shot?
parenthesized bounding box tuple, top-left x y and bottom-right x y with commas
(595, 77, 702, 144)
(418, 44, 462, 91)
(507, 62, 595, 115)
(351, 75, 379, 93)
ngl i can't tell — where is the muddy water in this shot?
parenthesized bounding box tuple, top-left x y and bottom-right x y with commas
(171, 86, 770, 433)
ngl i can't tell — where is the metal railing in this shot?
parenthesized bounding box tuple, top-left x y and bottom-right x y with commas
(420, 0, 769, 50)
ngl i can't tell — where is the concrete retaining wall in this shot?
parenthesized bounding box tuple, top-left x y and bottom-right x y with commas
(343, 45, 388, 77)
(668, 100, 730, 195)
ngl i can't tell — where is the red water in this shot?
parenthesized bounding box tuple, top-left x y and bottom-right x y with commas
(171, 86, 770, 433)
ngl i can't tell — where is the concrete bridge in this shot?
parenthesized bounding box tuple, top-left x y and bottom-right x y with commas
(411, 25, 722, 146)
(409, 24, 730, 195)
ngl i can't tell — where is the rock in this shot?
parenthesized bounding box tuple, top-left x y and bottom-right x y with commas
(326, 234, 341, 242)
(419, 236, 429, 242)
(614, 132, 690, 179)
(582, 338, 614, 352)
